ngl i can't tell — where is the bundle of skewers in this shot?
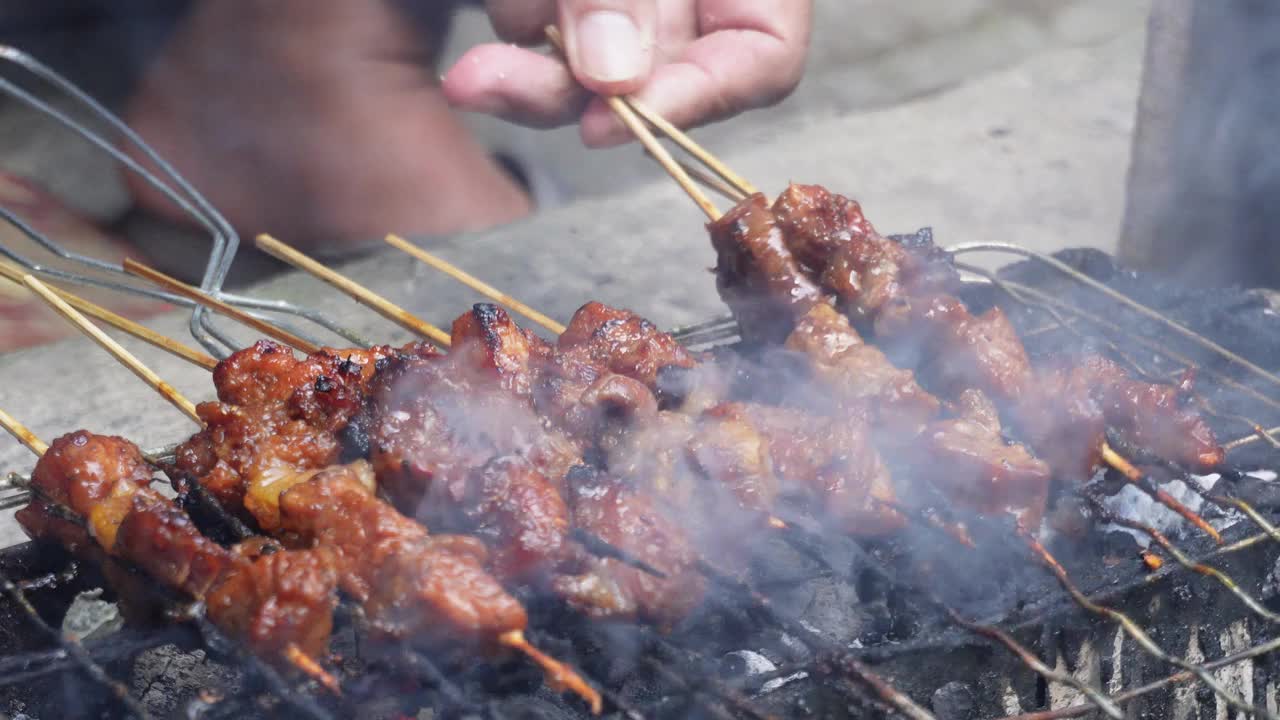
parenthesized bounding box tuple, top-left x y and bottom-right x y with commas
(3, 25, 1279, 720)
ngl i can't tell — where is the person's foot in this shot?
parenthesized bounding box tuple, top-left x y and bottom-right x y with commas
(122, 0, 532, 259)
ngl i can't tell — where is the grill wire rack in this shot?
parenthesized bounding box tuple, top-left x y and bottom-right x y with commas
(4, 42, 1280, 720)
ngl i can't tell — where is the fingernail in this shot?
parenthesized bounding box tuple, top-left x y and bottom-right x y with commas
(574, 11, 644, 84)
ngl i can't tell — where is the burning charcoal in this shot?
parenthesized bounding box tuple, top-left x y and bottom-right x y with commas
(857, 602, 894, 646)
(930, 682, 977, 720)
(61, 589, 122, 642)
(720, 649, 776, 680)
(1226, 473, 1280, 510)
(1263, 555, 1280, 599)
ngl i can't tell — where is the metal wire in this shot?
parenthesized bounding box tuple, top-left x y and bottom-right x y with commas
(0, 44, 370, 355)
(4, 42, 1280, 717)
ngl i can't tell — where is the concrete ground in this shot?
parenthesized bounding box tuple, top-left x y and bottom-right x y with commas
(0, 0, 1151, 221)
(0, 18, 1153, 546)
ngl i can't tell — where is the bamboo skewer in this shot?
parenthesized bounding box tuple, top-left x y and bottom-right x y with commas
(22, 275, 202, 424)
(543, 26, 721, 221)
(122, 259, 320, 355)
(0, 264, 216, 371)
(0, 407, 48, 456)
(499, 630, 602, 714)
(1098, 442, 1222, 544)
(0, 407, 340, 694)
(626, 100, 758, 197)
(254, 234, 451, 347)
(383, 234, 567, 335)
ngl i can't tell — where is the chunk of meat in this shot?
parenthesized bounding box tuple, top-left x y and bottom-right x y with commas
(553, 467, 706, 627)
(559, 302, 697, 389)
(713, 404, 905, 536)
(709, 193, 825, 343)
(450, 303, 553, 398)
(20, 432, 340, 661)
(771, 184, 958, 322)
(278, 464, 528, 647)
(786, 303, 940, 432)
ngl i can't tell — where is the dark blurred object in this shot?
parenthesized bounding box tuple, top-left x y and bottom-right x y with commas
(1121, 0, 1280, 288)
(0, 1, 189, 103)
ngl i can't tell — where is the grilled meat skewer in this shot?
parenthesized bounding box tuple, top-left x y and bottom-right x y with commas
(708, 186, 1225, 495)
(170, 342, 601, 709)
(17, 431, 341, 672)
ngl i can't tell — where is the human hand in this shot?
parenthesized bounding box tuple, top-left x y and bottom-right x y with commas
(442, 1, 813, 147)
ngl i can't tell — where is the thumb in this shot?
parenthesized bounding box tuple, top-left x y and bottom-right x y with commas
(557, 0, 656, 95)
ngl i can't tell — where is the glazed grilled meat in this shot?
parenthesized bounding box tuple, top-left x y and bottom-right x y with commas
(172, 340, 433, 519)
(710, 184, 1225, 495)
(174, 343, 536, 649)
(708, 193, 826, 344)
(368, 310, 708, 622)
(277, 463, 528, 646)
(558, 302, 698, 390)
(785, 303, 939, 432)
(18, 432, 339, 660)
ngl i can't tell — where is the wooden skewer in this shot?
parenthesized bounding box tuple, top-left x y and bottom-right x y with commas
(499, 629, 602, 714)
(22, 274, 202, 425)
(626, 100, 758, 197)
(122, 259, 321, 355)
(1098, 442, 1222, 544)
(544, 26, 721, 221)
(383, 234, 567, 335)
(0, 264, 216, 371)
(0, 408, 342, 694)
(254, 234, 451, 347)
(0, 407, 48, 456)
(283, 643, 342, 695)
(668, 155, 750, 202)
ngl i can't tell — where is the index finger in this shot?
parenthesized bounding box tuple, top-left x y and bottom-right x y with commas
(580, 0, 812, 146)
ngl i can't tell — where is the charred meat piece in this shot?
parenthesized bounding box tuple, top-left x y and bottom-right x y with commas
(874, 294, 1035, 404)
(450, 303, 554, 398)
(785, 303, 940, 433)
(365, 353, 580, 515)
(173, 340, 433, 517)
(19, 432, 339, 661)
(366, 352, 706, 622)
(709, 403, 905, 536)
(1078, 356, 1223, 471)
(708, 193, 825, 343)
(908, 392, 1051, 529)
(1019, 356, 1223, 477)
(277, 464, 528, 647)
(554, 466, 706, 627)
(558, 302, 698, 389)
(771, 184, 958, 322)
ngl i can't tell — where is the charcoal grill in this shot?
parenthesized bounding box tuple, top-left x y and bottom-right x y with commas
(4, 42, 1280, 720)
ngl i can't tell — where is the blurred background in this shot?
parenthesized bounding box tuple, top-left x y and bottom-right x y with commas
(0, 0, 1169, 351)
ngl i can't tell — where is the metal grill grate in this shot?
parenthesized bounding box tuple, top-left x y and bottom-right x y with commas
(4, 42, 1280, 720)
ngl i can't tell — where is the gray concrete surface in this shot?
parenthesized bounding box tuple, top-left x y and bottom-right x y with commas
(0, 0, 1150, 223)
(0, 28, 1148, 546)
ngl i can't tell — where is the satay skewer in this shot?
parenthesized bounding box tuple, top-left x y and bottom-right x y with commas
(254, 234, 451, 347)
(32, 295, 603, 714)
(383, 234, 567, 335)
(122, 258, 321, 354)
(22, 274, 201, 424)
(0, 263, 217, 370)
(499, 630, 602, 714)
(0, 410, 341, 694)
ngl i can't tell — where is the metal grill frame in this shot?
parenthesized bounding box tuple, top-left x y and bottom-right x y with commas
(4, 40, 1280, 720)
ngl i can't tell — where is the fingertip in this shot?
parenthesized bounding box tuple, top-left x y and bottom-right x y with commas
(579, 99, 630, 148)
(441, 45, 511, 112)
